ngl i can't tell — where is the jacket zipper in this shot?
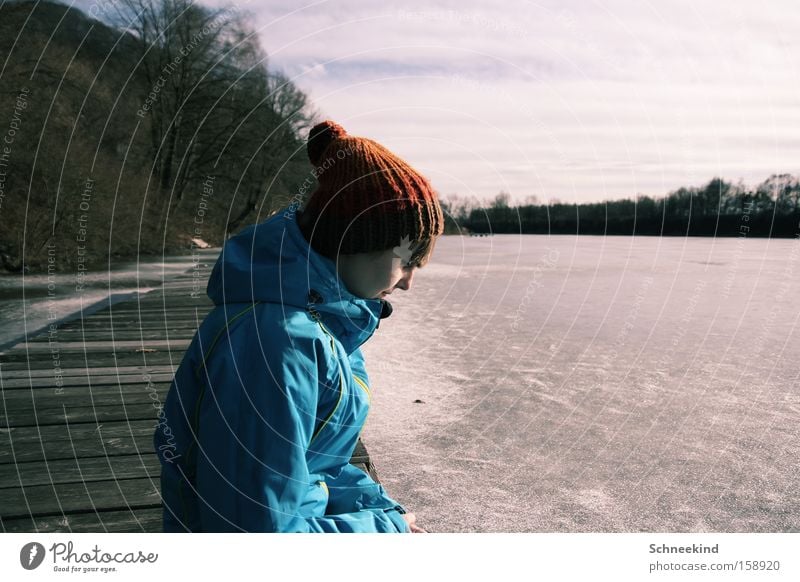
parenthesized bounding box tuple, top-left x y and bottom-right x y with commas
(307, 306, 345, 444)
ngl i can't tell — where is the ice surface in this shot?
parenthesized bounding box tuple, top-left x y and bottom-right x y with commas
(362, 234, 800, 532)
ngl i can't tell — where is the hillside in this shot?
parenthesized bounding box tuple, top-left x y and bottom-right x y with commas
(0, 0, 312, 274)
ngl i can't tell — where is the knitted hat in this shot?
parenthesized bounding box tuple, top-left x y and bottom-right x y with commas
(298, 120, 444, 263)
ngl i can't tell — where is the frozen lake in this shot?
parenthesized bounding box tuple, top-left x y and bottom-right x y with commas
(362, 234, 800, 532)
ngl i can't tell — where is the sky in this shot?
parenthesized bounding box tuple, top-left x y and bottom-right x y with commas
(76, 0, 800, 204)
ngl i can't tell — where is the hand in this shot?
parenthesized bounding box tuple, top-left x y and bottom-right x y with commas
(402, 512, 428, 533)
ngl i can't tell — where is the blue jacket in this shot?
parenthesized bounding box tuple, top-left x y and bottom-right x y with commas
(154, 208, 409, 532)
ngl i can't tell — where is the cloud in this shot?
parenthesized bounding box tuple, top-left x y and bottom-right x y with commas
(75, 0, 800, 201)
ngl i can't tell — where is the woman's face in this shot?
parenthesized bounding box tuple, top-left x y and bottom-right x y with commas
(336, 240, 418, 300)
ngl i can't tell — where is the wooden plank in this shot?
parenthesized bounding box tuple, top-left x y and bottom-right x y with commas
(1, 419, 155, 443)
(48, 328, 202, 337)
(22, 310, 209, 327)
(0, 434, 155, 463)
(0, 420, 157, 463)
(8, 340, 191, 353)
(1, 507, 163, 533)
(0, 454, 161, 488)
(0, 352, 182, 370)
(24, 332, 198, 343)
(54, 312, 209, 322)
(19, 335, 193, 347)
(84, 306, 211, 316)
(56, 316, 207, 326)
(62, 304, 210, 312)
(351, 439, 369, 464)
(4, 403, 164, 428)
(1, 382, 169, 407)
(0, 365, 175, 380)
(1, 372, 174, 389)
(51, 325, 202, 335)
(0, 477, 161, 519)
(43, 310, 201, 318)
(124, 301, 214, 308)
(7, 322, 207, 340)
(64, 327, 203, 334)
(59, 311, 207, 320)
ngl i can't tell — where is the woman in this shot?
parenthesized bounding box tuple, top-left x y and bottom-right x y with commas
(154, 120, 444, 532)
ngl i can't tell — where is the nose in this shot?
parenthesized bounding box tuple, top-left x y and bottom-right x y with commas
(394, 268, 415, 291)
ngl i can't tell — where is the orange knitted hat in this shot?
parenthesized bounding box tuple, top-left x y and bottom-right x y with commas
(298, 120, 444, 262)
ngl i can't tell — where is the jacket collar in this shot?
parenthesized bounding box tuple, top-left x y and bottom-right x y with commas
(206, 207, 388, 354)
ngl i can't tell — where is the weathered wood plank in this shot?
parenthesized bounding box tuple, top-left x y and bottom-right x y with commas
(0, 365, 175, 380)
(1, 507, 163, 533)
(83, 306, 211, 316)
(23, 333, 197, 344)
(1, 383, 169, 407)
(0, 352, 181, 370)
(1, 419, 156, 444)
(51, 312, 209, 324)
(47, 327, 202, 337)
(30, 322, 202, 331)
(8, 340, 191, 353)
(0, 454, 161, 488)
(0, 420, 157, 463)
(3, 403, 164, 428)
(352, 439, 371, 461)
(0, 435, 156, 463)
(66, 310, 203, 319)
(55, 316, 207, 326)
(46, 308, 201, 316)
(1, 372, 174, 390)
(46, 329, 200, 338)
(0, 477, 161, 519)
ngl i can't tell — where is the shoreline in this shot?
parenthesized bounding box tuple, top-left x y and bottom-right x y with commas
(0, 249, 220, 351)
(7, 230, 800, 276)
(0, 290, 144, 355)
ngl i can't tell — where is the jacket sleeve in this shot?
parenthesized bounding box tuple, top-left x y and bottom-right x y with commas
(194, 314, 406, 533)
(325, 463, 409, 532)
(319, 348, 410, 532)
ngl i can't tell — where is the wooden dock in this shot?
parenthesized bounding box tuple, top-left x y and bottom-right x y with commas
(0, 251, 378, 532)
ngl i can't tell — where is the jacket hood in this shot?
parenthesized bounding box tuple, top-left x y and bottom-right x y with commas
(206, 207, 387, 354)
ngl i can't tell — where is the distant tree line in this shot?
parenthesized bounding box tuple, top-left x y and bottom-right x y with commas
(442, 175, 800, 237)
(0, 0, 316, 273)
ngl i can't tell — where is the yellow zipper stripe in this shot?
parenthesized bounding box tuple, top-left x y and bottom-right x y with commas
(352, 375, 371, 403)
(310, 320, 345, 444)
(352, 374, 372, 439)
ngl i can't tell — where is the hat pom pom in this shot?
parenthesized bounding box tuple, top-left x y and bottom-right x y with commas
(307, 120, 347, 166)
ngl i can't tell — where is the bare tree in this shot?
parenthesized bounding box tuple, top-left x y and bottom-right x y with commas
(111, 0, 314, 231)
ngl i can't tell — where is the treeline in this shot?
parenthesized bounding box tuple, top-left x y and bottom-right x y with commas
(0, 0, 315, 273)
(443, 176, 800, 237)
